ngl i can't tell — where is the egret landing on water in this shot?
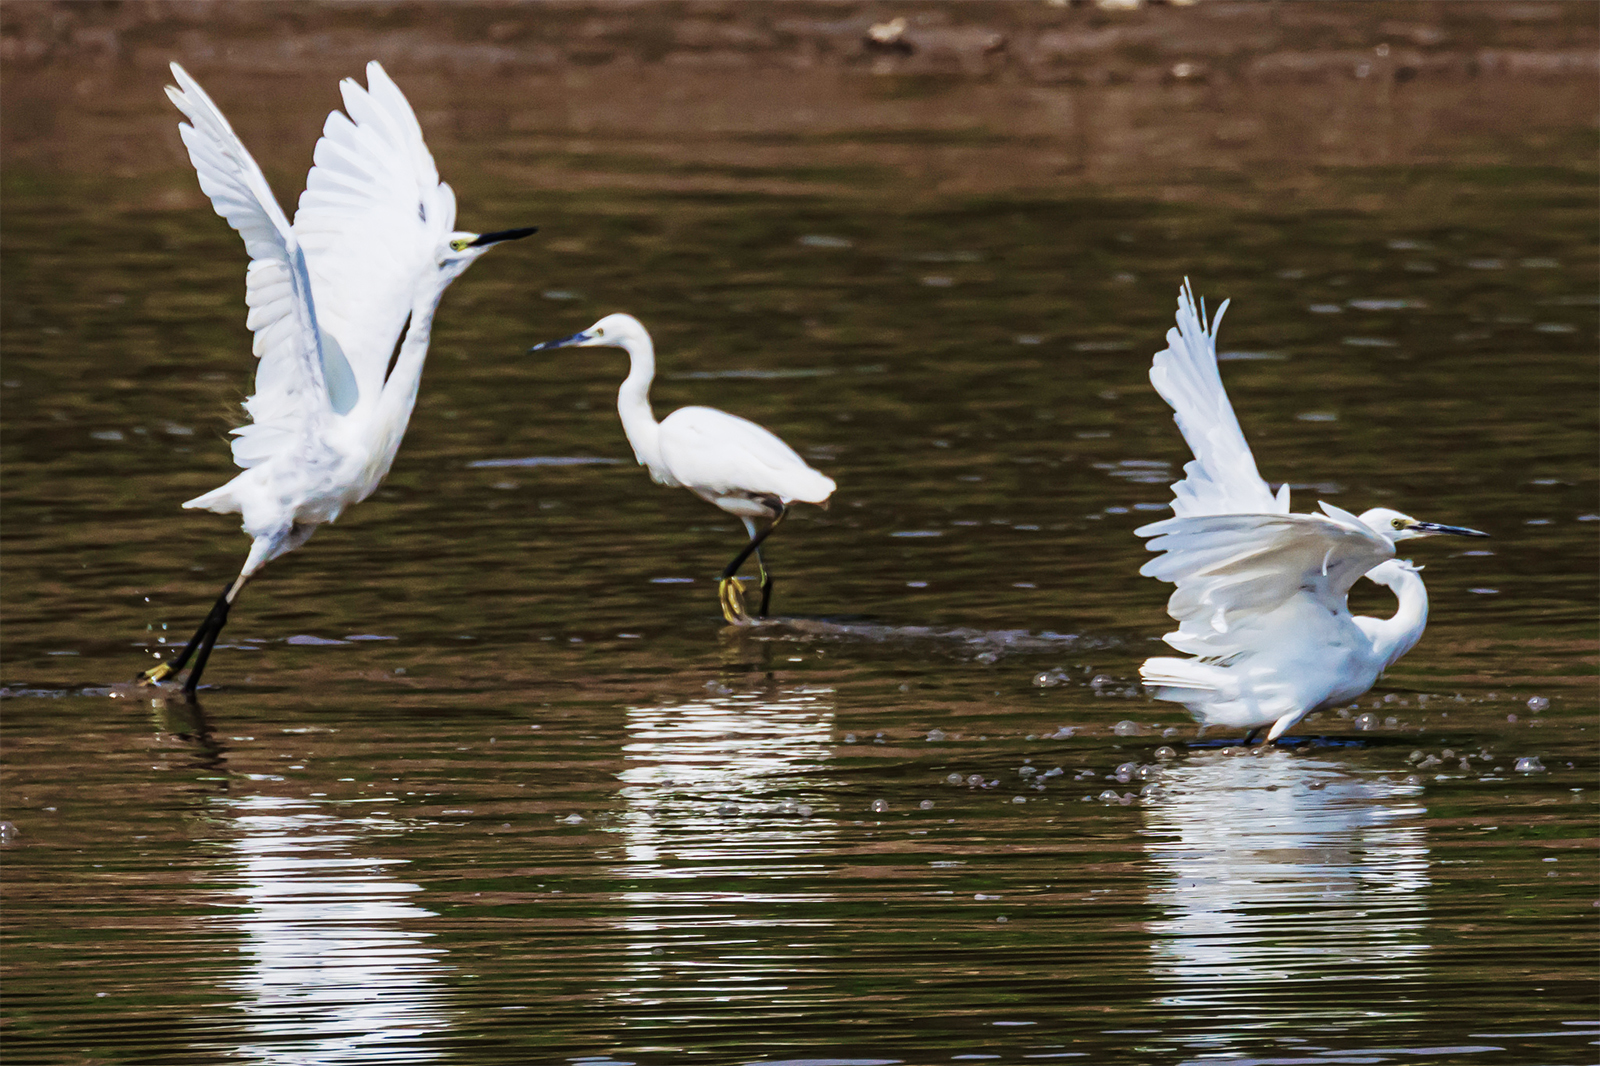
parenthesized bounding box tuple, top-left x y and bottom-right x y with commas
(530, 314, 836, 625)
(137, 62, 535, 697)
(1136, 281, 1487, 745)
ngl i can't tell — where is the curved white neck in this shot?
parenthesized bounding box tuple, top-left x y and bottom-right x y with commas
(364, 291, 444, 481)
(1364, 567, 1429, 670)
(615, 330, 664, 472)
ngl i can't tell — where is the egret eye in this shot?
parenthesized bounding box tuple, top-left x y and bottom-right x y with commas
(1392, 518, 1405, 530)
(449, 238, 471, 252)
(594, 328, 605, 337)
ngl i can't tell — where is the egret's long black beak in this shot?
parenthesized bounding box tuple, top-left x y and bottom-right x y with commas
(1414, 521, 1489, 538)
(528, 330, 589, 352)
(469, 226, 538, 247)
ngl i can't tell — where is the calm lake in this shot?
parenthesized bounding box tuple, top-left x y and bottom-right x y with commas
(2, 3, 1596, 1064)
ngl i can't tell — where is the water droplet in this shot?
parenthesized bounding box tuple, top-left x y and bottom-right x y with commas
(1527, 696, 1550, 712)
(871, 799, 889, 813)
(1355, 713, 1378, 730)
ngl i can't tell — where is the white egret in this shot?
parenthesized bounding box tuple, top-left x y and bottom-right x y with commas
(138, 62, 535, 696)
(530, 314, 836, 624)
(1135, 281, 1487, 744)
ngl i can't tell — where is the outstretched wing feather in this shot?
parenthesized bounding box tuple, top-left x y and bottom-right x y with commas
(1149, 280, 1286, 517)
(166, 62, 331, 470)
(294, 61, 449, 407)
(1137, 509, 1393, 643)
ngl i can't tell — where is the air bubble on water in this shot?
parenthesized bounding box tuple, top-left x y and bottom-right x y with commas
(1506, 713, 1518, 723)
(844, 733, 857, 743)
(1139, 783, 1162, 799)
(926, 729, 947, 742)
(1113, 720, 1140, 737)
(1034, 668, 1071, 688)
(1099, 790, 1120, 803)
(1091, 675, 1113, 689)
(1514, 756, 1546, 773)
(798, 804, 814, 818)
(1019, 766, 1037, 777)
(1049, 726, 1077, 739)
(1136, 764, 1157, 781)
(966, 774, 985, 788)
(1012, 796, 1026, 804)
(871, 799, 889, 813)
(1441, 749, 1455, 759)
(975, 651, 1000, 665)
(996, 916, 1009, 923)
(1114, 761, 1137, 783)
(920, 799, 935, 810)
(1043, 767, 1064, 778)
(717, 804, 738, 816)
(1408, 750, 1425, 763)
(1384, 716, 1400, 728)
(1527, 696, 1550, 712)
(1403, 774, 1422, 787)
(561, 814, 585, 824)
(1355, 713, 1378, 730)
(947, 773, 964, 785)
(1162, 727, 1179, 739)
(1119, 793, 1135, 805)
(778, 800, 799, 815)
(1154, 746, 1177, 761)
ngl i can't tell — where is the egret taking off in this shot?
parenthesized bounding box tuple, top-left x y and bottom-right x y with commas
(138, 62, 535, 696)
(530, 314, 836, 624)
(1135, 281, 1487, 744)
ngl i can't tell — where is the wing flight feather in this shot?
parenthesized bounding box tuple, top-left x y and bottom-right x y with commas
(166, 62, 331, 470)
(1136, 504, 1393, 655)
(294, 62, 451, 408)
(1150, 280, 1286, 517)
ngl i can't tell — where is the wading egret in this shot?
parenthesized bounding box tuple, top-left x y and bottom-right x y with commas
(530, 314, 835, 624)
(1136, 281, 1487, 744)
(138, 62, 535, 696)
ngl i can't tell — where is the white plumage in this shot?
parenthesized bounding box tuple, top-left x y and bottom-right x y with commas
(141, 61, 534, 696)
(531, 313, 835, 623)
(1136, 281, 1486, 743)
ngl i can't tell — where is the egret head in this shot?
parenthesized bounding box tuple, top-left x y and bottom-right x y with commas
(438, 226, 537, 281)
(529, 313, 647, 352)
(1360, 507, 1489, 544)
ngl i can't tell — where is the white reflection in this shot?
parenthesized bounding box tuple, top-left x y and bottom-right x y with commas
(610, 683, 840, 999)
(216, 795, 452, 1064)
(1142, 752, 1430, 1033)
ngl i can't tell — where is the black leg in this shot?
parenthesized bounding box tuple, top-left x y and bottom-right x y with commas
(182, 598, 232, 698)
(138, 581, 233, 695)
(718, 501, 786, 625)
(1242, 727, 1261, 746)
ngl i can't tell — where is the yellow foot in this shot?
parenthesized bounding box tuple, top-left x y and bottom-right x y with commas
(137, 662, 174, 687)
(718, 577, 752, 625)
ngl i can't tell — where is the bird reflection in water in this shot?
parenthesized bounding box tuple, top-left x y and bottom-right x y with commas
(214, 795, 454, 1064)
(608, 682, 839, 1006)
(1141, 752, 1430, 1044)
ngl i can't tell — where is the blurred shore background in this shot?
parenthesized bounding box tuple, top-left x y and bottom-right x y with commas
(4, 0, 1596, 208)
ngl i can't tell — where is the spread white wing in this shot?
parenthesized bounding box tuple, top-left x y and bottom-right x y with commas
(1137, 502, 1394, 657)
(293, 61, 453, 410)
(658, 406, 836, 503)
(1150, 280, 1287, 517)
(167, 62, 333, 469)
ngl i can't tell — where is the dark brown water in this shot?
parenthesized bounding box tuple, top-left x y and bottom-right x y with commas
(3, 4, 1596, 1063)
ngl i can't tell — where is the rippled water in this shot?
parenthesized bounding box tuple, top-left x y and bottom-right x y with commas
(3, 12, 1597, 1065)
